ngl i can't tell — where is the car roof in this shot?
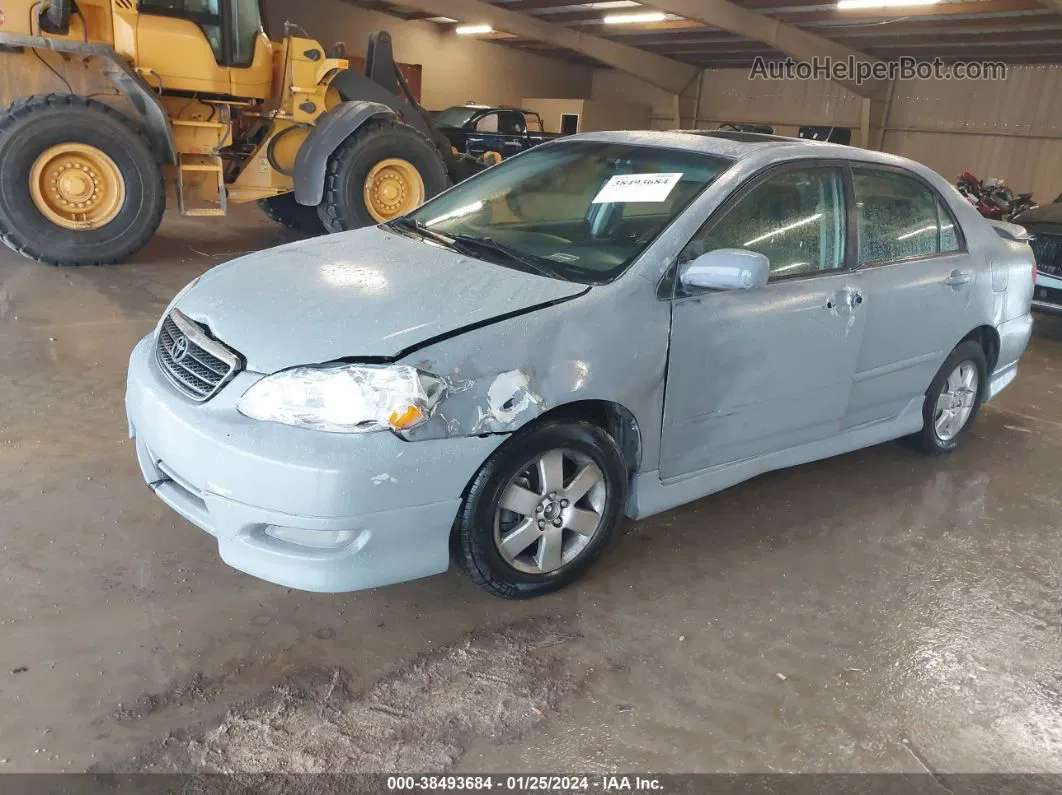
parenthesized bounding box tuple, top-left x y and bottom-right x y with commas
(566, 129, 920, 171)
(453, 104, 537, 114)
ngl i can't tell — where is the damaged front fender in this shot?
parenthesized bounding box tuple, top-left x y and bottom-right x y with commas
(395, 279, 669, 473)
(402, 368, 546, 440)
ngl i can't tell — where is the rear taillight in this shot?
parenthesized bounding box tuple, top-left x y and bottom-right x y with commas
(1034, 260, 1039, 281)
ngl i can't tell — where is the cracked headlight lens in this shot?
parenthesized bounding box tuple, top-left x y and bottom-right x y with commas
(237, 364, 443, 433)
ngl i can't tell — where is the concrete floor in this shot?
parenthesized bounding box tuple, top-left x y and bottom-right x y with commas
(2, 204, 1062, 774)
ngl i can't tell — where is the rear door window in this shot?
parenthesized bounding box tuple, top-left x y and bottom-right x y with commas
(853, 167, 957, 264)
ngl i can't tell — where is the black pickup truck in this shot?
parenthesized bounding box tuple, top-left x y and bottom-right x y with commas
(434, 105, 560, 163)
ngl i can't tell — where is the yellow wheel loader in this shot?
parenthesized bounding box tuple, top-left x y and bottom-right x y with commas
(0, 0, 477, 265)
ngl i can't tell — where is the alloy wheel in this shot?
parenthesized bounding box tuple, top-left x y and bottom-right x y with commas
(934, 360, 979, 441)
(493, 448, 608, 575)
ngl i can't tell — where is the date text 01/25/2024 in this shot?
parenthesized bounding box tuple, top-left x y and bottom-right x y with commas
(386, 775, 665, 791)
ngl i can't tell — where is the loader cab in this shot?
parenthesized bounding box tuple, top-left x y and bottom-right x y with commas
(124, 0, 274, 98)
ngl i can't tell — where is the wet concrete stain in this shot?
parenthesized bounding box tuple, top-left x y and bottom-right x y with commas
(116, 619, 586, 773)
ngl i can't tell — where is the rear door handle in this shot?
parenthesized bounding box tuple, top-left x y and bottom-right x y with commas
(944, 269, 973, 286)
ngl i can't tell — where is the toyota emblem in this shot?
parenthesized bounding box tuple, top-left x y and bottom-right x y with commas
(170, 334, 189, 362)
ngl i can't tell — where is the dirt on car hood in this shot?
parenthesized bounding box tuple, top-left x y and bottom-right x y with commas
(176, 226, 588, 373)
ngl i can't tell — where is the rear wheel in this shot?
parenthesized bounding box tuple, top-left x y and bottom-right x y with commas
(0, 94, 164, 265)
(317, 118, 449, 232)
(907, 340, 988, 456)
(257, 193, 326, 236)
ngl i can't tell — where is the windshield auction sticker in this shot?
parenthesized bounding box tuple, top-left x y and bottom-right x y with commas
(592, 172, 683, 204)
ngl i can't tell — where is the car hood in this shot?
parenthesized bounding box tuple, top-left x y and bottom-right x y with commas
(176, 226, 587, 373)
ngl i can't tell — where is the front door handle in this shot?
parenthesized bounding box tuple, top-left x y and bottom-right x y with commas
(944, 269, 973, 286)
(826, 290, 863, 310)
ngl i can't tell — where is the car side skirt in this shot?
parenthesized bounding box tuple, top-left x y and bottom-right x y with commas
(627, 397, 925, 520)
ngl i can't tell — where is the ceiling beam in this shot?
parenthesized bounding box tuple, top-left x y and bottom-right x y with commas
(776, 0, 1047, 20)
(601, 1, 1049, 32)
(376, 0, 701, 93)
(645, 0, 889, 98)
(618, 16, 1062, 47)
(497, 0, 588, 10)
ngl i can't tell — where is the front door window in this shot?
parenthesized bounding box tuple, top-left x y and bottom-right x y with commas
(475, 113, 500, 133)
(681, 166, 847, 281)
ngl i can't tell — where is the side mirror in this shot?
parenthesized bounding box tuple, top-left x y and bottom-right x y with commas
(678, 248, 770, 292)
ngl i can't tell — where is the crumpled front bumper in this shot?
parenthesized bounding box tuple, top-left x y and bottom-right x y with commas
(125, 334, 505, 592)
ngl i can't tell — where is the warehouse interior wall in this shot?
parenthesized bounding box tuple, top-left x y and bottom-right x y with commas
(580, 99, 653, 133)
(591, 64, 1062, 202)
(523, 98, 652, 133)
(523, 99, 587, 134)
(265, 0, 593, 111)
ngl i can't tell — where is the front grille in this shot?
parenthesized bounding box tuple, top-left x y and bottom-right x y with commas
(1030, 233, 1062, 277)
(155, 309, 241, 401)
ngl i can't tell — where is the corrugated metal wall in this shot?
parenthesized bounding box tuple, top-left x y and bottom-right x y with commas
(696, 70, 863, 128)
(884, 65, 1062, 202)
(591, 64, 1062, 202)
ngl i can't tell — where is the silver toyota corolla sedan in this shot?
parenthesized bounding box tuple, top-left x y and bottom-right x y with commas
(126, 130, 1035, 599)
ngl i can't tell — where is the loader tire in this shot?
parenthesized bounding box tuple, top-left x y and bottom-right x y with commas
(317, 118, 449, 232)
(0, 94, 165, 266)
(258, 193, 326, 236)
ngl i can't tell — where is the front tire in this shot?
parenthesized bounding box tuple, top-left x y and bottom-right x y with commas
(453, 421, 628, 599)
(908, 340, 988, 456)
(317, 118, 449, 232)
(0, 94, 165, 266)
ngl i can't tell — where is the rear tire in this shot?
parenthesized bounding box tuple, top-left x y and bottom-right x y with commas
(317, 118, 449, 232)
(0, 94, 165, 266)
(258, 193, 326, 236)
(907, 340, 988, 456)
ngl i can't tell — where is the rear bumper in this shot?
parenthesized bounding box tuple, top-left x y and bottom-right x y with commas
(987, 313, 1033, 401)
(125, 335, 504, 592)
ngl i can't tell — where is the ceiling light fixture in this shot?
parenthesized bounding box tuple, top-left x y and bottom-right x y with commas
(455, 24, 493, 34)
(603, 11, 667, 24)
(837, 0, 938, 9)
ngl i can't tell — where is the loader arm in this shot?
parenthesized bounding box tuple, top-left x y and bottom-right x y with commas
(328, 31, 454, 159)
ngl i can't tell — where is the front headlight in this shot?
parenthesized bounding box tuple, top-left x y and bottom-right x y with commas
(236, 364, 444, 434)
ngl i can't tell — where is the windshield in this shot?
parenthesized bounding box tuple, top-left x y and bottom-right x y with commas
(435, 107, 482, 128)
(401, 141, 732, 284)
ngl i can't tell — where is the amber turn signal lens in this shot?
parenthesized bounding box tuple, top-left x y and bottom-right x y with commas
(388, 405, 423, 429)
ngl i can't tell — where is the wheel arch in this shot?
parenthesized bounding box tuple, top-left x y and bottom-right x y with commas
(450, 398, 643, 508)
(958, 325, 1000, 375)
(0, 33, 176, 164)
(292, 100, 396, 207)
(526, 400, 643, 476)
